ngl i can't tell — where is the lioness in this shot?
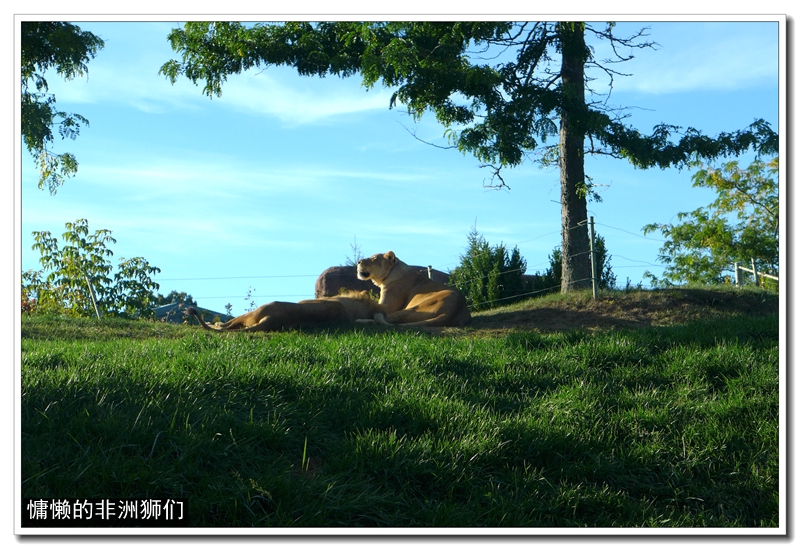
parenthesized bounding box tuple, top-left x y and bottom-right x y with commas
(357, 251, 471, 327)
(185, 290, 382, 333)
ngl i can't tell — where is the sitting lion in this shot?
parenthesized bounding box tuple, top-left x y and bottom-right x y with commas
(356, 251, 471, 327)
(185, 290, 382, 333)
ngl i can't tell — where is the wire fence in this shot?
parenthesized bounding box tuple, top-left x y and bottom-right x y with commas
(157, 274, 319, 282)
(154, 216, 670, 308)
(467, 278, 594, 310)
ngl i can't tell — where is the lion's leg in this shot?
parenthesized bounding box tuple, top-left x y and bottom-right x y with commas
(240, 314, 282, 332)
(379, 292, 469, 327)
(210, 303, 273, 330)
(382, 309, 445, 326)
(242, 302, 312, 331)
(249, 301, 349, 331)
(373, 312, 391, 325)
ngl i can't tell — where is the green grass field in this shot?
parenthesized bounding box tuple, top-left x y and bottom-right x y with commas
(20, 288, 780, 529)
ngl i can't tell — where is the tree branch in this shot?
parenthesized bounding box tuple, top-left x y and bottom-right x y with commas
(398, 122, 457, 150)
(479, 164, 510, 190)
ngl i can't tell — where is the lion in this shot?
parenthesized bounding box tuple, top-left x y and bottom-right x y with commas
(185, 290, 382, 333)
(356, 250, 471, 327)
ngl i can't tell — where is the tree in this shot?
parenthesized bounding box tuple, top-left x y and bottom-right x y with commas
(535, 233, 617, 293)
(153, 290, 197, 307)
(30, 218, 116, 316)
(643, 156, 778, 286)
(25, 219, 161, 318)
(594, 235, 617, 290)
(534, 247, 562, 296)
(345, 235, 364, 267)
(21, 22, 104, 194)
(160, 21, 777, 292)
(450, 225, 530, 311)
(113, 257, 164, 318)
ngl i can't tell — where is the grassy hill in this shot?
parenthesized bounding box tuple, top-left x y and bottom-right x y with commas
(22, 286, 779, 341)
(470, 286, 779, 332)
(19, 287, 781, 529)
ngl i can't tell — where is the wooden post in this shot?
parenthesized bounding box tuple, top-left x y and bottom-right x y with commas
(734, 262, 741, 287)
(83, 271, 103, 320)
(588, 216, 598, 300)
(751, 258, 760, 287)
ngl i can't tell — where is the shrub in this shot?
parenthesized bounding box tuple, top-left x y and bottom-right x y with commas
(25, 218, 161, 318)
(450, 226, 530, 311)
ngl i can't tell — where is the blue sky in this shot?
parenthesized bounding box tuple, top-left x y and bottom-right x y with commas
(17, 17, 783, 316)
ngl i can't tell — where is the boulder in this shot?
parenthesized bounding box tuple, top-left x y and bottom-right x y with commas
(315, 265, 451, 298)
(314, 266, 377, 298)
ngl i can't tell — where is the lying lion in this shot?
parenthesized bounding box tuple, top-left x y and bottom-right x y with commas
(356, 251, 471, 327)
(185, 290, 382, 333)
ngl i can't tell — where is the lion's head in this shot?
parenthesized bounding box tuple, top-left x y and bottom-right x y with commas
(357, 251, 397, 284)
(355, 249, 471, 327)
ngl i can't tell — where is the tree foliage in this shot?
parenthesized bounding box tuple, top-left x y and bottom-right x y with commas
(643, 156, 779, 286)
(153, 290, 197, 307)
(535, 233, 617, 292)
(160, 22, 775, 170)
(24, 219, 161, 318)
(345, 236, 364, 267)
(160, 21, 777, 292)
(449, 226, 530, 311)
(21, 22, 104, 194)
(449, 225, 616, 310)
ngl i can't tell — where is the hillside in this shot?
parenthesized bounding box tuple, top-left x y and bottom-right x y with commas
(20, 287, 779, 342)
(469, 287, 779, 333)
(20, 285, 780, 528)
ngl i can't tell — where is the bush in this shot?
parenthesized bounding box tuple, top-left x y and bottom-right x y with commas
(24, 218, 161, 318)
(450, 226, 531, 311)
(532, 233, 617, 293)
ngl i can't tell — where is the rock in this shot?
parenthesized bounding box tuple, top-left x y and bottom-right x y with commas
(315, 265, 451, 298)
(314, 266, 377, 298)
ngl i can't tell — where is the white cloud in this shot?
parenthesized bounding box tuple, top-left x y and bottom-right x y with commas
(77, 154, 443, 208)
(39, 21, 395, 124)
(39, 20, 780, 118)
(54, 54, 392, 125)
(219, 69, 394, 125)
(595, 22, 779, 95)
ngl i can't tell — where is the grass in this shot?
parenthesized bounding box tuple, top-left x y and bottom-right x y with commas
(20, 288, 780, 529)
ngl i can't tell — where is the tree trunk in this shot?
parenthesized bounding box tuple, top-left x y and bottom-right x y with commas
(558, 22, 592, 292)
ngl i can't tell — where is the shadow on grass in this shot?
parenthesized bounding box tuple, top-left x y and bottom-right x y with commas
(21, 314, 779, 528)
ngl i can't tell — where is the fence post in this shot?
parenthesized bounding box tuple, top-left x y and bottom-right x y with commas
(588, 216, 598, 300)
(734, 262, 741, 287)
(82, 271, 103, 320)
(751, 258, 760, 287)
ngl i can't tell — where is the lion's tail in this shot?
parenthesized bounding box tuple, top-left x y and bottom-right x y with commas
(185, 306, 223, 331)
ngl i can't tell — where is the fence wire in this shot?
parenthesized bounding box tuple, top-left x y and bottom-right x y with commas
(467, 277, 594, 310)
(154, 217, 666, 307)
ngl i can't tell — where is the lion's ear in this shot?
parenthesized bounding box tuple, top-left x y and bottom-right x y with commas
(385, 251, 396, 263)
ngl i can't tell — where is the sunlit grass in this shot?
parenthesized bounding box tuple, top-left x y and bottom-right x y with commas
(20, 291, 779, 528)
